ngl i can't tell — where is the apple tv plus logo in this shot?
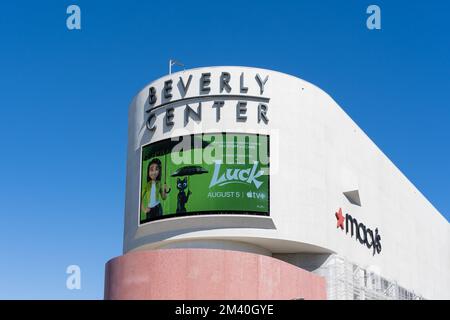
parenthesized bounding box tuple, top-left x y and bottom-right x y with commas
(246, 191, 265, 199)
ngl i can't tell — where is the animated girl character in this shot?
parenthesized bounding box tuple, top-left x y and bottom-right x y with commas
(141, 158, 170, 220)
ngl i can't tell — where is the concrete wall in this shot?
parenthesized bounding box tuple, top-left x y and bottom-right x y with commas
(123, 66, 450, 299)
(105, 249, 327, 300)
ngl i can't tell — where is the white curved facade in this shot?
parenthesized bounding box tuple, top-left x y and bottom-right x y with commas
(123, 66, 450, 299)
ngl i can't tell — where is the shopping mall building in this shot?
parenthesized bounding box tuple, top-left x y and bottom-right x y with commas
(104, 66, 450, 300)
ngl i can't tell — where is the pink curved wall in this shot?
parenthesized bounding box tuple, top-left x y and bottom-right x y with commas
(104, 249, 326, 300)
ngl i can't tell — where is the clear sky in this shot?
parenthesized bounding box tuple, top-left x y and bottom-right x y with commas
(0, 1, 448, 299)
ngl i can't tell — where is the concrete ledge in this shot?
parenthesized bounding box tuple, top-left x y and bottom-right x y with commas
(126, 215, 276, 252)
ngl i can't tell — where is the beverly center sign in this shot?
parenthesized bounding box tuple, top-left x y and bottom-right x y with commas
(144, 71, 271, 131)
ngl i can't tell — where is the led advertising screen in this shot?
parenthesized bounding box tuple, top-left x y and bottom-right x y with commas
(139, 133, 269, 224)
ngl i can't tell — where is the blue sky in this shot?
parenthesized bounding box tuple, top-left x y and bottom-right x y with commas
(0, 1, 448, 299)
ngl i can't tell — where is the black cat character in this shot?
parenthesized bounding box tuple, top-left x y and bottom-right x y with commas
(176, 177, 191, 213)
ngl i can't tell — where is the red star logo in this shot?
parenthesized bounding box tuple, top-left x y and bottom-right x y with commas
(335, 208, 345, 230)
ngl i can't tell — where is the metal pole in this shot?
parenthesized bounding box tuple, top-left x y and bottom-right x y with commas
(169, 59, 184, 75)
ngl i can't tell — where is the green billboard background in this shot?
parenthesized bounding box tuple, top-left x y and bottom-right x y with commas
(139, 133, 269, 224)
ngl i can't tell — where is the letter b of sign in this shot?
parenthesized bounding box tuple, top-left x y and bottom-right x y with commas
(66, 5, 81, 30)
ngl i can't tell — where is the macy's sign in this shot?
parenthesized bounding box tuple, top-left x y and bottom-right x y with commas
(335, 208, 382, 256)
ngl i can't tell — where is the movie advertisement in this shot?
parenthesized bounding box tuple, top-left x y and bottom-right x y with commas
(139, 133, 269, 224)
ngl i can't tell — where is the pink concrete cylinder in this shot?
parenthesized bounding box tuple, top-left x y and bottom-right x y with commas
(104, 248, 326, 300)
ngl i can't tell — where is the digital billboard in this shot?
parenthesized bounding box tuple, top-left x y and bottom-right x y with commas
(139, 133, 269, 224)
